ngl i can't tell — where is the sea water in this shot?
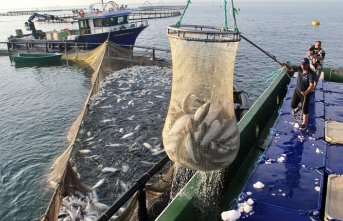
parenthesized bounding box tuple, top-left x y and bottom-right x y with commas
(0, 2, 343, 220)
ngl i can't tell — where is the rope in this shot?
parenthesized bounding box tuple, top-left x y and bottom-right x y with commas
(230, 0, 239, 32)
(175, 0, 191, 28)
(240, 34, 283, 66)
(255, 67, 284, 85)
(223, 0, 228, 31)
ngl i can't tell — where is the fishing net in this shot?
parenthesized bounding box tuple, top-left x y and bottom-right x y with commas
(41, 41, 172, 221)
(162, 25, 241, 171)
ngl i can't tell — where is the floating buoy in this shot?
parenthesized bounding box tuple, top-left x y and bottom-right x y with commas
(312, 20, 320, 26)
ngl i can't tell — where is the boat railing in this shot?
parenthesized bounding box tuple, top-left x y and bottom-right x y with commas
(97, 155, 170, 221)
(0, 41, 171, 62)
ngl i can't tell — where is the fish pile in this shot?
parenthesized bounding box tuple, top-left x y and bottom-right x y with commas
(163, 93, 240, 171)
(58, 191, 113, 221)
(64, 66, 172, 218)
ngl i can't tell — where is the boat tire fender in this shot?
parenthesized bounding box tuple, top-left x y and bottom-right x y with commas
(59, 43, 66, 51)
(8, 43, 15, 50)
(47, 43, 54, 51)
(79, 10, 85, 17)
(238, 91, 251, 118)
(28, 43, 34, 49)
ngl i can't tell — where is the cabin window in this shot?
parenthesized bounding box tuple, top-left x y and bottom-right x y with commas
(117, 16, 128, 24)
(79, 20, 90, 29)
(79, 19, 90, 34)
(94, 19, 103, 27)
(93, 16, 128, 27)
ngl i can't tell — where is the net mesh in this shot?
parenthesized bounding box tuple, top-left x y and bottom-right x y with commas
(41, 42, 172, 221)
(163, 25, 240, 171)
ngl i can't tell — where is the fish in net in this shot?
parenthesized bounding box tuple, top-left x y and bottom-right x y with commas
(163, 25, 241, 171)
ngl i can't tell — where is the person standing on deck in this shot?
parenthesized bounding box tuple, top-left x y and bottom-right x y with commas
(283, 58, 315, 130)
(310, 54, 322, 86)
(307, 41, 325, 84)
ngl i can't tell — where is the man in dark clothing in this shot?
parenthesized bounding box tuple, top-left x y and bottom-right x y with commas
(310, 55, 322, 85)
(307, 41, 325, 84)
(283, 58, 315, 130)
(307, 41, 325, 62)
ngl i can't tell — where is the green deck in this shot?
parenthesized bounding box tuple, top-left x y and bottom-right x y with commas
(156, 67, 295, 221)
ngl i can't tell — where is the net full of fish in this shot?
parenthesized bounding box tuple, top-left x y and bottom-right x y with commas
(64, 66, 172, 219)
(163, 30, 240, 171)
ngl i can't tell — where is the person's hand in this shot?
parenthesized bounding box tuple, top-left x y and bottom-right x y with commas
(282, 63, 292, 72)
(301, 91, 306, 96)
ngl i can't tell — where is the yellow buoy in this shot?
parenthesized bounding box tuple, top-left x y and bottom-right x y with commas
(312, 20, 320, 26)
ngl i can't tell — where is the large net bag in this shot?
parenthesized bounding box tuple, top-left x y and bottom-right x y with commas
(162, 25, 241, 171)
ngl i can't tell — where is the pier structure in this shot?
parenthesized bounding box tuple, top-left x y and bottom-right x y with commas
(0, 5, 183, 22)
(0, 8, 85, 16)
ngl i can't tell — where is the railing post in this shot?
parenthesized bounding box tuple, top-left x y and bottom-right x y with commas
(130, 45, 133, 60)
(152, 47, 155, 61)
(137, 188, 148, 221)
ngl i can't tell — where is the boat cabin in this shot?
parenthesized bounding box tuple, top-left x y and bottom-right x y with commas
(77, 2, 134, 35)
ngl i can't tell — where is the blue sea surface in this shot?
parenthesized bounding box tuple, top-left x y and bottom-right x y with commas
(0, 2, 342, 220)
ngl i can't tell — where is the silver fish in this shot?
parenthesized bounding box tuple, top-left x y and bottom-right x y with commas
(121, 132, 134, 139)
(80, 149, 92, 154)
(200, 120, 222, 146)
(168, 114, 193, 136)
(143, 142, 152, 149)
(194, 101, 210, 125)
(101, 167, 119, 173)
(92, 179, 105, 189)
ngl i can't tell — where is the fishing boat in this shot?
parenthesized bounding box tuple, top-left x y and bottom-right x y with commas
(7, 1, 148, 52)
(11, 53, 62, 64)
(154, 68, 343, 221)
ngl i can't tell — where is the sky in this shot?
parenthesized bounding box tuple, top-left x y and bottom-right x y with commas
(1, 0, 336, 10)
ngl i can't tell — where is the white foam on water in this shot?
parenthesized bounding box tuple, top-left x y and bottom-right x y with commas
(253, 181, 265, 189)
(315, 186, 320, 192)
(294, 123, 300, 128)
(246, 191, 252, 196)
(316, 148, 321, 154)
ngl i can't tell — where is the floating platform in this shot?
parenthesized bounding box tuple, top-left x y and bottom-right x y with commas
(232, 77, 343, 220)
(156, 69, 343, 221)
